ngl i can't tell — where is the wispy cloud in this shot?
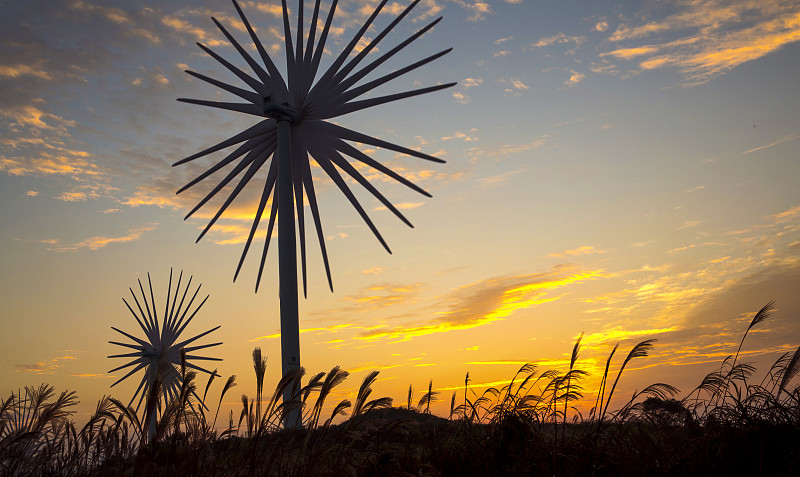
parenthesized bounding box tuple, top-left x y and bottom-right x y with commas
(678, 220, 701, 230)
(604, 0, 800, 85)
(742, 132, 799, 155)
(249, 323, 358, 342)
(45, 224, 158, 252)
(356, 265, 606, 342)
(373, 202, 424, 212)
(526, 33, 585, 53)
(581, 326, 679, 351)
(452, 77, 481, 104)
(564, 70, 585, 86)
(15, 355, 77, 374)
(478, 169, 525, 188)
(71, 373, 110, 379)
(447, 0, 491, 21)
(550, 245, 606, 258)
(467, 135, 549, 163)
(771, 205, 800, 223)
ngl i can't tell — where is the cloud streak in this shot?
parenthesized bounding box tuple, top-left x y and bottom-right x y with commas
(603, 0, 800, 85)
(742, 132, 799, 155)
(45, 224, 158, 252)
(356, 265, 606, 342)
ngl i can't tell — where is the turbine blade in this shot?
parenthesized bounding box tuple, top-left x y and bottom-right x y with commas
(185, 362, 217, 376)
(292, 135, 309, 297)
(184, 140, 274, 221)
(172, 282, 202, 341)
(171, 275, 194, 338)
(185, 70, 262, 104)
(308, 143, 391, 253)
(231, 0, 289, 102)
(109, 340, 144, 351)
(122, 296, 153, 339)
(327, 0, 420, 90)
(326, 146, 413, 228)
(183, 342, 223, 353)
(326, 82, 457, 118)
(195, 142, 274, 243)
(163, 268, 172, 334)
(326, 47, 452, 109)
(234, 160, 278, 282)
(331, 136, 431, 197)
(310, 0, 389, 97)
(307, 0, 339, 92)
(127, 373, 148, 410)
(195, 42, 269, 96)
(280, 0, 296, 97)
(128, 288, 156, 343)
(294, 0, 304, 80)
(173, 120, 273, 166)
(255, 188, 280, 292)
(185, 355, 224, 361)
(177, 135, 271, 194)
(138, 279, 157, 339)
(210, 17, 274, 96)
(330, 18, 445, 99)
(108, 351, 148, 359)
(174, 325, 222, 351)
(108, 359, 146, 383)
(177, 98, 264, 117)
(147, 273, 159, 344)
(302, 0, 322, 92)
(175, 295, 212, 339)
(320, 121, 445, 163)
(167, 270, 184, 331)
(301, 148, 333, 291)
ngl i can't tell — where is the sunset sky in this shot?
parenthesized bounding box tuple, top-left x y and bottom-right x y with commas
(2, 0, 800, 423)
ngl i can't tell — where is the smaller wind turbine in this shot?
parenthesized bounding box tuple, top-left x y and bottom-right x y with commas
(108, 269, 222, 441)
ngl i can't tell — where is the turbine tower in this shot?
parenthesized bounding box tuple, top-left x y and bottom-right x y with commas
(175, 0, 453, 426)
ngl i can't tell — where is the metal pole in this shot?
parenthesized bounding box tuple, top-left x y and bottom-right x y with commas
(146, 357, 158, 443)
(276, 116, 301, 428)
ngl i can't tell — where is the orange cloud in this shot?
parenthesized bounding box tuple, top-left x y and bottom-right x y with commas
(356, 266, 606, 342)
(46, 224, 157, 252)
(771, 205, 800, 223)
(3, 105, 75, 130)
(249, 323, 357, 342)
(742, 132, 800, 155)
(602, 46, 660, 60)
(581, 326, 679, 351)
(605, 2, 800, 84)
(0, 64, 53, 80)
(550, 245, 606, 258)
(347, 362, 406, 373)
(15, 355, 77, 374)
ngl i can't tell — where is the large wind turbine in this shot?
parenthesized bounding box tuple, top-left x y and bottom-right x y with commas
(175, 0, 453, 426)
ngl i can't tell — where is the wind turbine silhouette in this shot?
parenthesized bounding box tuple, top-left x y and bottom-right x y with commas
(108, 270, 221, 440)
(175, 0, 453, 427)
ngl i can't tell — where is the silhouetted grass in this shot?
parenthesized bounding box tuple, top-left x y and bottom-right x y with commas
(3, 301, 800, 476)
